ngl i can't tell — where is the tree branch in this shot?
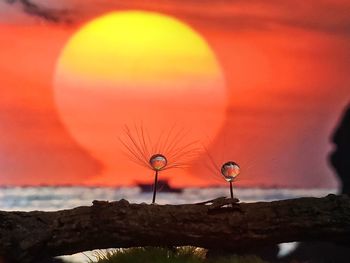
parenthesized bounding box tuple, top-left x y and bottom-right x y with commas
(1, 194, 350, 263)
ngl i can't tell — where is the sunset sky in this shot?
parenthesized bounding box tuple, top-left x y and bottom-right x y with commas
(0, 0, 349, 187)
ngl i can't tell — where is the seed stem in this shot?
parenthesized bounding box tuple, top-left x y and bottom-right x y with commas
(230, 181, 233, 200)
(152, 170, 159, 204)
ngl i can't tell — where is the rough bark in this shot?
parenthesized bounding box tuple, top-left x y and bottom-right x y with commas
(1, 194, 350, 263)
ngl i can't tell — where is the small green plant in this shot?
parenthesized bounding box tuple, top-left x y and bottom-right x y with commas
(92, 247, 203, 263)
(89, 247, 268, 263)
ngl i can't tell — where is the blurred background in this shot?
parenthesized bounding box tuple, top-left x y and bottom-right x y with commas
(1, 0, 350, 211)
(1, 1, 350, 262)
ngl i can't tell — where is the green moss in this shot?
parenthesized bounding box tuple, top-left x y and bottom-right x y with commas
(89, 247, 268, 263)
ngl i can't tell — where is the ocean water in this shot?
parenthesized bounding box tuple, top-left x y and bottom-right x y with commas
(0, 186, 338, 262)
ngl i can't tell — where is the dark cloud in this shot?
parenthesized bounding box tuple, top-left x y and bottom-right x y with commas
(5, 0, 72, 23)
(3, 0, 350, 36)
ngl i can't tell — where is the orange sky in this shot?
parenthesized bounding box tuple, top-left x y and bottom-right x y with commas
(0, 0, 349, 187)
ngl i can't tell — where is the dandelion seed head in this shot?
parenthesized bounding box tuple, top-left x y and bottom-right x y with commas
(149, 154, 167, 171)
(221, 161, 240, 182)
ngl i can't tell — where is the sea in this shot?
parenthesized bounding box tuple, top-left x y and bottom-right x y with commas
(0, 186, 338, 262)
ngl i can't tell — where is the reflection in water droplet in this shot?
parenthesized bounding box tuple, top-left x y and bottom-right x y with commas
(149, 154, 167, 171)
(221, 161, 240, 182)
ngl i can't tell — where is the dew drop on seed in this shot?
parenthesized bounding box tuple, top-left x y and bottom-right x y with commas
(149, 154, 167, 171)
(221, 161, 240, 182)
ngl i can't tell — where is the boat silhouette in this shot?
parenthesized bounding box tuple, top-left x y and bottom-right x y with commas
(137, 180, 183, 193)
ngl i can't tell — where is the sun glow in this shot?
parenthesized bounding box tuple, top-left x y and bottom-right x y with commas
(54, 11, 227, 186)
(61, 12, 219, 85)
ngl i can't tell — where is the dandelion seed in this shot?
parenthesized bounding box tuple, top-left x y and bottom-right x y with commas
(149, 154, 167, 203)
(120, 124, 199, 204)
(149, 154, 167, 171)
(202, 142, 241, 200)
(221, 161, 240, 199)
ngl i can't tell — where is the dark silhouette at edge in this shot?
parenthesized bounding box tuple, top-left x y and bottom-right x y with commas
(330, 103, 350, 195)
(283, 103, 350, 263)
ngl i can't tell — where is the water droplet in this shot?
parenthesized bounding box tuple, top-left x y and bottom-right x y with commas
(221, 161, 240, 182)
(149, 154, 167, 171)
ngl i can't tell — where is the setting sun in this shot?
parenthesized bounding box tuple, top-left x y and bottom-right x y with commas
(54, 11, 227, 186)
(59, 11, 220, 85)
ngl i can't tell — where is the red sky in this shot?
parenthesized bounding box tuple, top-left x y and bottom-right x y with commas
(0, 0, 349, 187)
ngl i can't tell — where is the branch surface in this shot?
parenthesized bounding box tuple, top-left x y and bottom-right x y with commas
(1, 194, 350, 263)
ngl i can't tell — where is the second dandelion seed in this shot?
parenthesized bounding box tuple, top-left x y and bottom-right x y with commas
(221, 161, 240, 199)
